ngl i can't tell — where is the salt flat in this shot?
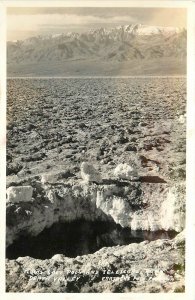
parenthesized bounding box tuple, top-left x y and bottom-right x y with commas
(6, 77, 186, 292)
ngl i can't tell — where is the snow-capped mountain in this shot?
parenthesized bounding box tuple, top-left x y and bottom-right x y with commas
(7, 24, 186, 76)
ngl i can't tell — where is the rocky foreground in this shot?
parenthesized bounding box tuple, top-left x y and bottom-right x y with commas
(6, 174, 185, 292)
(6, 231, 185, 293)
(6, 77, 186, 292)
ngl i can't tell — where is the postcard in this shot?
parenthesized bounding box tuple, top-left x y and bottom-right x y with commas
(0, 1, 195, 299)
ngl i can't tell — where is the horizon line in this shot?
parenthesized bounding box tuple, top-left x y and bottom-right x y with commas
(7, 75, 187, 79)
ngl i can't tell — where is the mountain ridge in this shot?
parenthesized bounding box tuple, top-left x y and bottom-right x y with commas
(7, 24, 186, 76)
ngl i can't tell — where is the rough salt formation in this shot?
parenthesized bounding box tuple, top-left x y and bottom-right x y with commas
(7, 78, 186, 185)
(114, 163, 138, 180)
(41, 170, 74, 185)
(80, 162, 102, 183)
(6, 171, 185, 293)
(6, 176, 185, 247)
(160, 186, 185, 232)
(6, 76, 186, 293)
(178, 114, 186, 124)
(6, 230, 185, 293)
(6, 186, 33, 203)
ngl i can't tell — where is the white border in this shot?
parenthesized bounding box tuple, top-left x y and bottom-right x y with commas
(185, 1, 195, 299)
(0, 1, 195, 300)
(0, 1, 6, 298)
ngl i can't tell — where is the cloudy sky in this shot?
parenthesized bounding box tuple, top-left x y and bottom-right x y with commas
(7, 7, 187, 41)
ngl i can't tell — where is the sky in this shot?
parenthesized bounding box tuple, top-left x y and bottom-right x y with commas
(7, 7, 187, 41)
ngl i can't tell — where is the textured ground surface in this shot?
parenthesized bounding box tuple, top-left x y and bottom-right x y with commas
(7, 77, 186, 182)
(6, 231, 185, 293)
(6, 77, 186, 293)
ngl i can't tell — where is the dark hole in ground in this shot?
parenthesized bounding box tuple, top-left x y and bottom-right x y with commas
(140, 176, 167, 183)
(6, 219, 177, 260)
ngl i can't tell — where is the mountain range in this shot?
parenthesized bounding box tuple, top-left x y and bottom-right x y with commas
(7, 24, 187, 76)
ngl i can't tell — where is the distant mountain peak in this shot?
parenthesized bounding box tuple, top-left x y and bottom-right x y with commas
(7, 23, 186, 76)
(8, 24, 184, 44)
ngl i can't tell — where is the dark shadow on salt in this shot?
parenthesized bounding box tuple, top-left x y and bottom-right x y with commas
(6, 219, 177, 260)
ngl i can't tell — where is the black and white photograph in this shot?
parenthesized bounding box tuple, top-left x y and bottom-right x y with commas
(2, 0, 194, 296)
